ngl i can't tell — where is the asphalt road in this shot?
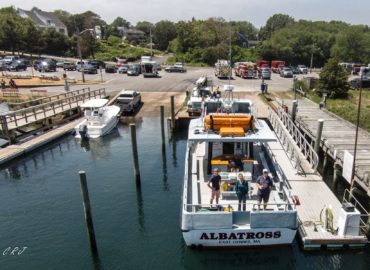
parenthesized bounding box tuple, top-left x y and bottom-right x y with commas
(10, 66, 313, 95)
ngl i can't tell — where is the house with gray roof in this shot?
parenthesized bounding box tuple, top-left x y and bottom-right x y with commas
(18, 8, 68, 36)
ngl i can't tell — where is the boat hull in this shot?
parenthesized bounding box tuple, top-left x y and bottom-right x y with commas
(75, 117, 119, 139)
(183, 227, 297, 247)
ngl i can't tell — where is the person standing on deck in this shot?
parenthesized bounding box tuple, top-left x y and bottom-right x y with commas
(207, 168, 221, 206)
(236, 173, 249, 211)
(256, 168, 273, 210)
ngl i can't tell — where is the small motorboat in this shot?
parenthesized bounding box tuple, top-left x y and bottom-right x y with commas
(75, 99, 120, 139)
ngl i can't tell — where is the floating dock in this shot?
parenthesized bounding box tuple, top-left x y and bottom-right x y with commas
(282, 98, 370, 197)
(0, 118, 82, 166)
(267, 108, 368, 249)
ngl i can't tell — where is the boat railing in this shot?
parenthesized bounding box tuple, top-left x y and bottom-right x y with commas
(184, 201, 296, 213)
(268, 107, 319, 173)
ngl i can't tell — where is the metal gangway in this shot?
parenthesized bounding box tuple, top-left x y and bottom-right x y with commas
(0, 88, 106, 143)
(268, 107, 319, 173)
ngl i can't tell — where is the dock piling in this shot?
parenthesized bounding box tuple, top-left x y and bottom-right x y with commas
(78, 171, 98, 254)
(291, 100, 298, 122)
(160, 105, 165, 145)
(333, 161, 341, 188)
(314, 119, 324, 156)
(130, 124, 141, 185)
(170, 96, 175, 131)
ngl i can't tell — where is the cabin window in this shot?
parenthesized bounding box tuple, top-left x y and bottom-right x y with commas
(223, 142, 234, 155)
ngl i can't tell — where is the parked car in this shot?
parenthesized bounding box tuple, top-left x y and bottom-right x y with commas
(76, 60, 89, 71)
(0, 61, 7, 71)
(105, 64, 117, 73)
(116, 90, 141, 113)
(37, 60, 57, 72)
(156, 63, 162, 71)
(19, 58, 32, 67)
(56, 60, 66, 68)
(7, 60, 27, 71)
(297, 65, 308, 74)
(260, 68, 271, 80)
(83, 64, 98, 74)
(63, 62, 77, 71)
(165, 65, 187, 73)
(33, 60, 41, 70)
(127, 64, 141, 76)
(280, 67, 293, 78)
(349, 78, 370, 89)
(291, 66, 300, 74)
(118, 64, 130, 74)
(2, 55, 19, 64)
(116, 59, 128, 67)
(88, 59, 105, 69)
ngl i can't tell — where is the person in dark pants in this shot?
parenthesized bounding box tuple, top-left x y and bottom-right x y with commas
(256, 168, 273, 210)
(207, 168, 221, 206)
(236, 173, 249, 211)
(1, 79, 5, 90)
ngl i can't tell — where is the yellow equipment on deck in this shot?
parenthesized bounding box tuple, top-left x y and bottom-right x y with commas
(204, 113, 255, 132)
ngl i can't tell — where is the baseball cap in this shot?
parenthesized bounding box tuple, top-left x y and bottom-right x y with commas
(263, 169, 269, 173)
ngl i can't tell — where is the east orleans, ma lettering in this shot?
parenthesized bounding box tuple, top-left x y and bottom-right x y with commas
(200, 231, 281, 240)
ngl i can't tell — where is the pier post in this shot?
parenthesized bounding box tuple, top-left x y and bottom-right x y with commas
(170, 96, 175, 132)
(291, 100, 298, 122)
(78, 171, 98, 254)
(333, 161, 341, 188)
(160, 105, 165, 145)
(314, 119, 324, 156)
(130, 124, 141, 185)
(322, 151, 329, 175)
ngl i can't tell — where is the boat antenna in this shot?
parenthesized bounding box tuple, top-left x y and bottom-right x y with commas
(228, 19, 232, 87)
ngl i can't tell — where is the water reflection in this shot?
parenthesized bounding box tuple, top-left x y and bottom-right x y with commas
(78, 128, 121, 160)
(162, 143, 169, 191)
(183, 246, 295, 270)
(170, 135, 177, 167)
(136, 186, 145, 232)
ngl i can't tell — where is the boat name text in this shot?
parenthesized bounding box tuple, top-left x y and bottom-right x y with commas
(200, 231, 281, 240)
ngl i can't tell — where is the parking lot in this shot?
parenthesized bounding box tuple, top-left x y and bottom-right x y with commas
(4, 66, 314, 95)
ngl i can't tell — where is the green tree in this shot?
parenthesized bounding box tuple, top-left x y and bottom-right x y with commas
(0, 7, 24, 53)
(331, 26, 370, 63)
(153, 20, 177, 51)
(259, 14, 295, 40)
(135, 21, 153, 35)
(317, 58, 349, 98)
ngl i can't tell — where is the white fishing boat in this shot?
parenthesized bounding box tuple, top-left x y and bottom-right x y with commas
(75, 99, 120, 139)
(181, 93, 298, 247)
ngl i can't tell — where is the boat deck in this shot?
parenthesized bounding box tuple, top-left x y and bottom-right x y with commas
(194, 142, 283, 213)
(266, 140, 368, 249)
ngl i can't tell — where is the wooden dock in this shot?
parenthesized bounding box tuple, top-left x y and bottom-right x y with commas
(281, 98, 370, 196)
(267, 110, 368, 249)
(0, 88, 106, 143)
(0, 118, 82, 166)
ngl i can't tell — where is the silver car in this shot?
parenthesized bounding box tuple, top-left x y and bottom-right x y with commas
(261, 68, 271, 80)
(280, 67, 293, 78)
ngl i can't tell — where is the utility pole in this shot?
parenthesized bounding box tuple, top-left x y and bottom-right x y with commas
(350, 74, 363, 194)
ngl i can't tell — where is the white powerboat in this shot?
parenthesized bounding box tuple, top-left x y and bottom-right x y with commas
(75, 99, 120, 139)
(181, 99, 298, 247)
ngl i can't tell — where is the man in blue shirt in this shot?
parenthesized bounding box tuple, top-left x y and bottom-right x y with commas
(208, 168, 221, 206)
(256, 168, 273, 210)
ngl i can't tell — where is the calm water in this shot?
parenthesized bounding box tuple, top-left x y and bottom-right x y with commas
(0, 117, 368, 270)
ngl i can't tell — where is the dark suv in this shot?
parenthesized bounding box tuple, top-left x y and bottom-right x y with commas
(63, 62, 77, 71)
(88, 60, 105, 69)
(7, 60, 27, 71)
(37, 60, 57, 72)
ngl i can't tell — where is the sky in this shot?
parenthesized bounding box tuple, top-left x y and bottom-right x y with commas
(1, 0, 369, 28)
